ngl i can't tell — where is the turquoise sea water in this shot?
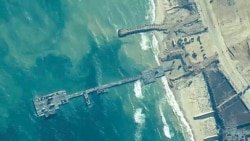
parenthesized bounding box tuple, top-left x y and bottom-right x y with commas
(0, 0, 186, 140)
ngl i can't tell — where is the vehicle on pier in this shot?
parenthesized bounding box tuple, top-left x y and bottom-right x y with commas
(33, 90, 68, 117)
(97, 88, 109, 94)
(33, 66, 173, 118)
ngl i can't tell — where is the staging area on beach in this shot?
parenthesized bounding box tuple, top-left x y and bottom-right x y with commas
(118, 0, 250, 140)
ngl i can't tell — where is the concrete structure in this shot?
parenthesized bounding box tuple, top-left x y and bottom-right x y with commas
(118, 24, 168, 37)
(193, 111, 215, 120)
(33, 66, 173, 118)
(33, 90, 69, 117)
(240, 88, 250, 111)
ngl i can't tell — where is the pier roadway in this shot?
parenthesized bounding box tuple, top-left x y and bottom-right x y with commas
(118, 14, 200, 38)
(67, 75, 142, 100)
(33, 66, 173, 117)
(118, 24, 168, 37)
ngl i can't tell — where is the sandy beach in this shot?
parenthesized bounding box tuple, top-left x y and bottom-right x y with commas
(153, 0, 195, 140)
(153, 0, 218, 140)
(153, 0, 166, 53)
(174, 74, 218, 141)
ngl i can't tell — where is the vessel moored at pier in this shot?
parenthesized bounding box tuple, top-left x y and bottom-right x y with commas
(33, 66, 173, 118)
(33, 90, 69, 117)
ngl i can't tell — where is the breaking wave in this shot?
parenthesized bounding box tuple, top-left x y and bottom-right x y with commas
(134, 108, 145, 125)
(146, 0, 156, 23)
(151, 33, 194, 140)
(159, 105, 171, 139)
(160, 78, 194, 141)
(148, 0, 195, 139)
(134, 108, 146, 141)
(152, 35, 161, 64)
(140, 33, 151, 51)
(139, 0, 194, 140)
(133, 80, 143, 99)
(140, 0, 155, 51)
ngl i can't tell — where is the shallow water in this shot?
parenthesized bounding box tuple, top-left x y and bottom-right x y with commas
(0, 0, 186, 140)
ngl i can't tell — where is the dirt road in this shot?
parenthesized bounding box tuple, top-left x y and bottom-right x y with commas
(194, 0, 248, 92)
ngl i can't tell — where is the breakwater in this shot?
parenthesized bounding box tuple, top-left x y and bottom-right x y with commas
(118, 24, 168, 37)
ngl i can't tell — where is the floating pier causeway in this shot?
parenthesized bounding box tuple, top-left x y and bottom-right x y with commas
(33, 66, 172, 117)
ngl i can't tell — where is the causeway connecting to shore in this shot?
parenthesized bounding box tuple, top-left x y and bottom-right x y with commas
(33, 66, 172, 117)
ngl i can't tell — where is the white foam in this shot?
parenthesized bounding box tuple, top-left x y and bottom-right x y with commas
(161, 78, 195, 141)
(159, 105, 171, 139)
(151, 35, 160, 65)
(148, 13, 194, 141)
(133, 80, 144, 99)
(143, 0, 195, 140)
(135, 130, 142, 141)
(134, 108, 146, 141)
(134, 108, 146, 125)
(147, 0, 156, 23)
(139, 34, 151, 51)
(151, 34, 195, 141)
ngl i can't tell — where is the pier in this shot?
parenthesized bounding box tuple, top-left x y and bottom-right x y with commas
(118, 24, 168, 37)
(33, 66, 173, 117)
(117, 14, 201, 38)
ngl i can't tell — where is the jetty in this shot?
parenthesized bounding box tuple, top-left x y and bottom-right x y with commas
(118, 24, 168, 37)
(33, 66, 173, 118)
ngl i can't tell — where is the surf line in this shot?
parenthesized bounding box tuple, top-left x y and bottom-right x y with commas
(151, 34, 195, 141)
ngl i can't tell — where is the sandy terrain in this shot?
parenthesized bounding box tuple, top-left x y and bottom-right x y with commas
(151, 0, 250, 140)
(212, 0, 250, 47)
(153, 0, 167, 54)
(153, 0, 219, 140)
(174, 73, 218, 141)
(194, 0, 248, 93)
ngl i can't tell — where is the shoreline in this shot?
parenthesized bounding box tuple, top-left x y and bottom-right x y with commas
(152, 0, 219, 140)
(152, 0, 195, 141)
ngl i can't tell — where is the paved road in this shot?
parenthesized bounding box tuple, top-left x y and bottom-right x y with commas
(194, 0, 248, 92)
